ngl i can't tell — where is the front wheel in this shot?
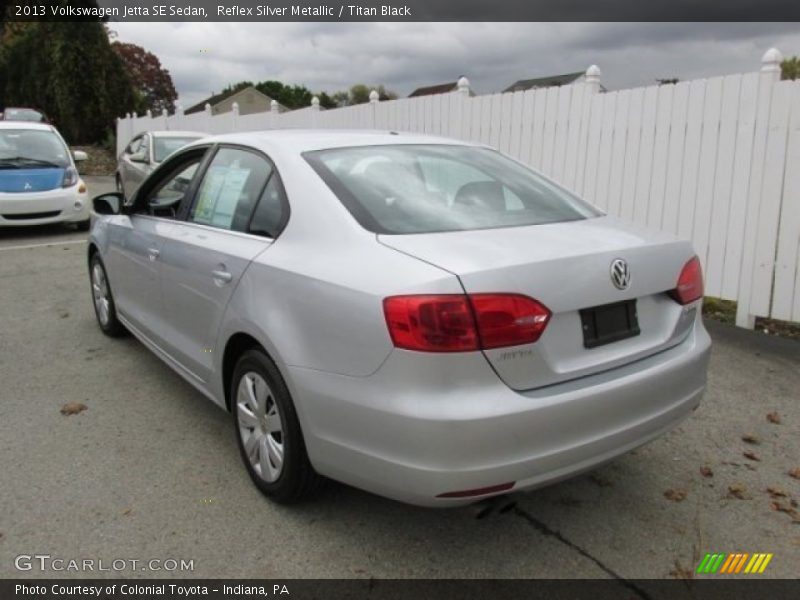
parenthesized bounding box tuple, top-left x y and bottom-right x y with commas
(231, 349, 323, 503)
(89, 254, 125, 337)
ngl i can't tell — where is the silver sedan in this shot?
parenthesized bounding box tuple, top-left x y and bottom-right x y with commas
(88, 131, 711, 506)
(115, 130, 205, 199)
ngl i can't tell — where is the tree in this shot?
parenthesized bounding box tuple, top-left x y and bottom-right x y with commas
(112, 41, 178, 114)
(1, 20, 137, 143)
(781, 56, 800, 81)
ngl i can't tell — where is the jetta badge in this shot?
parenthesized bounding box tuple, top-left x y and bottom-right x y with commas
(610, 258, 631, 290)
(24, 182, 32, 191)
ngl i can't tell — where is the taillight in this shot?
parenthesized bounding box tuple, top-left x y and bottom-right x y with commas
(383, 295, 479, 352)
(669, 256, 704, 305)
(383, 293, 550, 352)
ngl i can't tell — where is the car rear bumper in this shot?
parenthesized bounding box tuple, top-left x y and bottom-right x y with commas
(0, 184, 89, 226)
(289, 312, 711, 507)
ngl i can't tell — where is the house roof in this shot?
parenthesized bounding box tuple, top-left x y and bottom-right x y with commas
(408, 82, 458, 98)
(503, 71, 585, 93)
(184, 86, 278, 114)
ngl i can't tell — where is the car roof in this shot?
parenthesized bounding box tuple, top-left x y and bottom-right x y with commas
(183, 129, 481, 154)
(142, 130, 206, 138)
(0, 121, 54, 132)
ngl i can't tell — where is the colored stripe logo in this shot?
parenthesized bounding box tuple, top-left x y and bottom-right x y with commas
(696, 553, 773, 574)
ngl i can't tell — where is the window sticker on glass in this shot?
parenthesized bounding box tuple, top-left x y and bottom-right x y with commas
(193, 165, 251, 228)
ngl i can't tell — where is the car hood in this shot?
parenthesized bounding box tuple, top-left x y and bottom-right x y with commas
(0, 168, 64, 193)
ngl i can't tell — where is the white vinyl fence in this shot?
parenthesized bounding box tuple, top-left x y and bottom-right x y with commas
(118, 48, 800, 329)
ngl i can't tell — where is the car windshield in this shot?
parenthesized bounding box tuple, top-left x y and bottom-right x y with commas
(0, 129, 69, 168)
(153, 136, 202, 162)
(304, 144, 601, 234)
(3, 108, 45, 122)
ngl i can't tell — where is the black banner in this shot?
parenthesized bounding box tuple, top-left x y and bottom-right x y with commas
(3, 579, 800, 600)
(6, 0, 800, 22)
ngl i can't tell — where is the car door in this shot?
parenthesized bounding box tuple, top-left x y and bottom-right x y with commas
(157, 146, 284, 383)
(105, 147, 210, 348)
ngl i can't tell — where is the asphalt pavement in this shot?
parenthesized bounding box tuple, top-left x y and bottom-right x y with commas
(1, 176, 798, 581)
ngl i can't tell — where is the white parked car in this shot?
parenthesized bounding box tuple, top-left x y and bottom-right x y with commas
(116, 130, 205, 199)
(0, 122, 90, 229)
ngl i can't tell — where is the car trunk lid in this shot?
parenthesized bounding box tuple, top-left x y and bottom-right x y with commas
(378, 216, 699, 390)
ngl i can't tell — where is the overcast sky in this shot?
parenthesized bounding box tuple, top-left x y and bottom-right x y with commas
(112, 22, 800, 107)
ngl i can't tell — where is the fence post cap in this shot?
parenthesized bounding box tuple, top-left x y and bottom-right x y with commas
(457, 76, 471, 94)
(311, 96, 320, 107)
(585, 64, 602, 79)
(231, 101, 240, 115)
(270, 99, 279, 111)
(761, 47, 783, 72)
(369, 90, 380, 103)
(175, 103, 184, 115)
(204, 103, 212, 114)
(145, 109, 152, 118)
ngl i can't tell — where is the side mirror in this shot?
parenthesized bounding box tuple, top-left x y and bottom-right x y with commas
(93, 192, 124, 215)
(130, 151, 148, 163)
(73, 150, 88, 162)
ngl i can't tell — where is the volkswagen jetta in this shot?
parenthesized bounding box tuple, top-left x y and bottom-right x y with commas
(87, 131, 711, 506)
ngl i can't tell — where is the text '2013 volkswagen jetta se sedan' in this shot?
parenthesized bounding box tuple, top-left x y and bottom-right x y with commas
(88, 131, 711, 506)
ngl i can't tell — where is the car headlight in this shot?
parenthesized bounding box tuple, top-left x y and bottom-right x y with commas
(62, 166, 79, 188)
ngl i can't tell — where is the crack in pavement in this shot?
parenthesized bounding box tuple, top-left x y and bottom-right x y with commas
(512, 504, 654, 600)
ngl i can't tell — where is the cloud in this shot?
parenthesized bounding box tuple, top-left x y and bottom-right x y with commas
(111, 22, 800, 107)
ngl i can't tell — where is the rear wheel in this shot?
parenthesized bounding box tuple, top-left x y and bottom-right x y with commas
(89, 254, 125, 337)
(231, 349, 322, 503)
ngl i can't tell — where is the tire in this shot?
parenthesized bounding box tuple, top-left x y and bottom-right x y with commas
(231, 349, 323, 503)
(75, 219, 90, 232)
(89, 253, 126, 337)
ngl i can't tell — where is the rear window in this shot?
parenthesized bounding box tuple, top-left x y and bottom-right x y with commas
(304, 144, 600, 234)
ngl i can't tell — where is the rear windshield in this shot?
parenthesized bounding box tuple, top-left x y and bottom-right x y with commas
(304, 144, 600, 234)
(153, 136, 202, 162)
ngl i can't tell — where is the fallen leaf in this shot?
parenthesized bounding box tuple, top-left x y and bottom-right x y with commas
(789, 468, 800, 480)
(742, 433, 760, 445)
(121, 508, 133, 516)
(767, 487, 788, 498)
(664, 489, 688, 502)
(743, 451, 761, 462)
(60, 402, 87, 416)
(728, 484, 748, 500)
(700, 466, 714, 478)
(59, 311, 69, 319)
(766, 412, 781, 424)
(771, 501, 800, 521)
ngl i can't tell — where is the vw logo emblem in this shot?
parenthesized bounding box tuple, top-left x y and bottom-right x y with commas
(610, 258, 631, 290)
(24, 182, 32, 191)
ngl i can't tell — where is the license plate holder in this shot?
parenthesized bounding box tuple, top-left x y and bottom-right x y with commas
(580, 300, 640, 349)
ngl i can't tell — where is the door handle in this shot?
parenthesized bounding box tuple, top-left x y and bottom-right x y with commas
(147, 248, 160, 261)
(212, 269, 233, 284)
